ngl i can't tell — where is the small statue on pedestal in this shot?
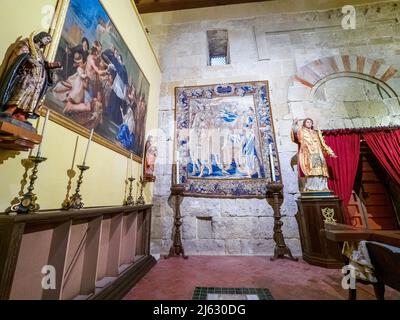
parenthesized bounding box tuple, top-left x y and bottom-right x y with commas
(291, 117, 337, 193)
(0, 31, 61, 131)
(143, 135, 157, 182)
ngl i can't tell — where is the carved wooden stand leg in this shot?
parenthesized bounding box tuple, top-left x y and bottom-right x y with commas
(165, 184, 188, 259)
(267, 183, 298, 262)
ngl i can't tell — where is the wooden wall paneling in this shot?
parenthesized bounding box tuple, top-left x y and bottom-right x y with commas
(0, 222, 25, 300)
(95, 212, 123, 292)
(145, 208, 152, 255)
(42, 220, 72, 300)
(119, 212, 137, 272)
(9, 225, 54, 299)
(1, 205, 154, 300)
(135, 0, 270, 14)
(97, 216, 111, 282)
(61, 222, 89, 300)
(135, 211, 144, 258)
(80, 216, 102, 297)
(106, 213, 123, 277)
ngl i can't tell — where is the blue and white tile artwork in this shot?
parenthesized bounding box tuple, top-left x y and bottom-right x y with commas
(175, 82, 280, 197)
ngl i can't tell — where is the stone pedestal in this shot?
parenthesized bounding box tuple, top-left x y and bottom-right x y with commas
(295, 195, 345, 268)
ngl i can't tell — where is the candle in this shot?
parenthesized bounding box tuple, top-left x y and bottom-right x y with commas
(269, 143, 276, 182)
(82, 129, 94, 165)
(36, 110, 50, 157)
(71, 136, 79, 169)
(176, 151, 180, 185)
(141, 151, 145, 178)
(125, 155, 129, 180)
(29, 117, 41, 157)
(130, 153, 133, 178)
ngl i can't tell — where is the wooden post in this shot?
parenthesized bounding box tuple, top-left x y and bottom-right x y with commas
(165, 184, 188, 259)
(267, 183, 298, 262)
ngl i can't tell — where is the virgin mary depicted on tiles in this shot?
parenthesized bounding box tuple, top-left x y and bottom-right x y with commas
(175, 82, 281, 197)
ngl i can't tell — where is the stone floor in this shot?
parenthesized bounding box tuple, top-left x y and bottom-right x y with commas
(124, 256, 400, 300)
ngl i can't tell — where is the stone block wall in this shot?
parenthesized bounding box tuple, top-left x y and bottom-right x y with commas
(144, 0, 400, 255)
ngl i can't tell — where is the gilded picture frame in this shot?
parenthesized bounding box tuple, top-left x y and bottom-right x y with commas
(43, 0, 150, 162)
(175, 81, 282, 198)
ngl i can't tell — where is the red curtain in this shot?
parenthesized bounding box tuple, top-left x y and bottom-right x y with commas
(364, 129, 400, 185)
(324, 133, 361, 224)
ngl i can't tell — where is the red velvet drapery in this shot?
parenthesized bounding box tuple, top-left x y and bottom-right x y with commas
(323, 133, 361, 224)
(363, 129, 400, 185)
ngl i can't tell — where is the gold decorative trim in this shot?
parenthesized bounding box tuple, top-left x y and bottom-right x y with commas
(39, 107, 142, 162)
(44, 0, 70, 62)
(321, 207, 336, 224)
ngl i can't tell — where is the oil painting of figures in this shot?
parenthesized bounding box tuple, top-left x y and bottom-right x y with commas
(45, 0, 149, 157)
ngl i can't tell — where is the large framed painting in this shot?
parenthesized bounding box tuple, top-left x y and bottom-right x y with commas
(44, 0, 149, 161)
(175, 82, 281, 198)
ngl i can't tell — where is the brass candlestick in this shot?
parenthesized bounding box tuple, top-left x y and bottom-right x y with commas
(136, 177, 146, 205)
(267, 183, 298, 262)
(124, 177, 136, 206)
(166, 184, 188, 259)
(62, 136, 79, 210)
(68, 165, 90, 210)
(7, 156, 47, 215)
(61, 168, 77, 210)
(7, 157, 35, 208)
(122, 177, 129, 205)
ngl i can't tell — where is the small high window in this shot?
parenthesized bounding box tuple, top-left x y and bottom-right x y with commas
(207, 30, 229, 66)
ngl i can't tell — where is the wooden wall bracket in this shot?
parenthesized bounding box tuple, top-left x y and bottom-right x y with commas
(0, 120, 41, 152)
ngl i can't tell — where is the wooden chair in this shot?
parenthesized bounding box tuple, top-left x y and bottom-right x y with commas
(365, 242, 400, 300)
(324, 223, 400, 300)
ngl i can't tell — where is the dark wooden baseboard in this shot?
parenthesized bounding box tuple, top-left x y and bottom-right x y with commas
(91, 255, 157, 300)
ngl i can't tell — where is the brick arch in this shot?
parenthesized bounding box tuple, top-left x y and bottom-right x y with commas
(294, 55, 398, 98)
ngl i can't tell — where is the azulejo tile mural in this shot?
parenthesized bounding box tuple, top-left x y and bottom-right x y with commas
(192, 287, 274, 300)
(175, 82, 281, 198)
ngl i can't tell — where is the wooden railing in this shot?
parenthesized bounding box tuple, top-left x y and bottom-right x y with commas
(0, 205, 155, 300)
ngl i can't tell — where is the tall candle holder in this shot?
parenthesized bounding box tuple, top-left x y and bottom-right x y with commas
(8, 118, 41, 209)
(68, 164, 90, 210)
(166, 184, 188, 259)
(7, 157, 35, 209)
(61, 167, 77, 210)
(123, 177, 129, 205)
(266, 183, 298, 262)
(136, 177, 146, 205)
(124, 177, 136, 206)
(61, 136, 79, 210)
(6, 156, 47, 215)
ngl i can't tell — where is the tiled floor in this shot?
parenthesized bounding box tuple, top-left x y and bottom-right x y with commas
(124, 256, 400, 300)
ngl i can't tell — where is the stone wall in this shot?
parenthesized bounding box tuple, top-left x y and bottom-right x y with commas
(143, 0, 400, 255)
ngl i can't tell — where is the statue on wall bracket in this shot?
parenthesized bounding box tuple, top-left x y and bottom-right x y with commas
(0, 31, 61, 152)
